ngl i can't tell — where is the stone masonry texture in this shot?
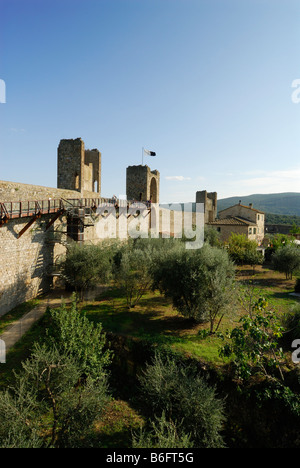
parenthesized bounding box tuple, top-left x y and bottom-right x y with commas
(0, 214, 66, 316)
(57, 138, 101, 196)
(0, 140, 164, 315)
(126, 165, 160, 204)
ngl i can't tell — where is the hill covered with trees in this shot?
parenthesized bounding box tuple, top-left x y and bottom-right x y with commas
(217, 193, 300, 217)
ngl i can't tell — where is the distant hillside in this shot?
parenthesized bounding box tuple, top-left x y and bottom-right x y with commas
(160, 193, 300, 226)
(264, 213, 300, 226)
(217, 193, 300, 217)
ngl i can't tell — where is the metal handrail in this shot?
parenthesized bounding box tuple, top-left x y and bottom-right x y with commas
(0, 198, 101, 220)
(0, 197, 152, 221)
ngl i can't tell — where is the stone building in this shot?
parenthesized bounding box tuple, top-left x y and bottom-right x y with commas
(0, 140, 163, 315)
(196, 190, 217, 224)
(0, 179, 103, 316)
(208, 202, 265, 245)
(0, 137, 103, 316)
(126, 165, 160, 204)
(57, 138, 101, 196)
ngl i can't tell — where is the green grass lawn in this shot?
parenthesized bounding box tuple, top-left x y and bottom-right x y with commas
(0, 264, 298, 447)
(1, 265, 297, 376)
(236, 264, 299, 315)
(81, 289, 227, 365)
(93, 399, 145, 448)
(80, 265, 300, 366)
(0, 299, 40, 335)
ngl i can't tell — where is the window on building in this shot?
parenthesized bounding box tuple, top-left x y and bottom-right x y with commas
(253, 228, 257, 234)
(249, 227, 252, 234)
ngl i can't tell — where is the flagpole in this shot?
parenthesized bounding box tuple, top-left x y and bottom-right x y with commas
(142, 147, 144, 165)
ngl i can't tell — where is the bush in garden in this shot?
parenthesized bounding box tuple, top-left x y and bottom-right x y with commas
(0, 300, 112, 448)
(227, 233, 263, 267)
(138, 351, 226, 448)
(60, 242, 113, 300)
(151, 244, 236, 333)
(272, 245, 300, 279)
(132, 412, 193, 448)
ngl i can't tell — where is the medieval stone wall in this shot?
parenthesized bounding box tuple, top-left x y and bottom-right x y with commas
(84, 149, 101, 194)
(0, 199, 202, 315)
(0, 180, 82, 203)
(57, 138, 101, 196)
(0, 178, 102, 316)
(57, 138, 85, 193)
(0, 214, 66, 316)
(126, 165, 160, 204)
(0, 140, 161, 315)
(196, 190, 217, 224)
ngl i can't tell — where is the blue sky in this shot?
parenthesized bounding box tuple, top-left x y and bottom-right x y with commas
(0, 0, 300, 203)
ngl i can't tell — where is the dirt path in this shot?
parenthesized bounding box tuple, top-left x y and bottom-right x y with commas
(0, 285, 108, 353)
(0, 290, 73, 352)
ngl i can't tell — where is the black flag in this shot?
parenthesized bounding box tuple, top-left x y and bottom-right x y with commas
(144, 149, 156, 156)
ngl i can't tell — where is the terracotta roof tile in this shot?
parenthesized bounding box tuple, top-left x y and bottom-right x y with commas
(218, 203, 264, 214)
(208, 216, 256, 226)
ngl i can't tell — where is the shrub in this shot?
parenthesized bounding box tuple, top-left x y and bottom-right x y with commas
(281, 303, 300, 344)
(138, 351, 226, 448)
(227, 233, 263, 266)
(132, 413, 193, 448)
(272, 245, 300, 279)
(204, 226, 221, 247)
(45, 298, 112, 380)
(112, 246, 153, 308)
(0, 299, 112, 448)
(152, 244, 236, 333)
(60, 242, 113, 300)
(219, 298, 285, 382)
(0, 344, 110, 448)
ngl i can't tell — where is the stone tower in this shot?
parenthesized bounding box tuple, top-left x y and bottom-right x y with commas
(126, 165, 160, 204)
(57, 138, 101, 195)
(196, 190, 217, 224)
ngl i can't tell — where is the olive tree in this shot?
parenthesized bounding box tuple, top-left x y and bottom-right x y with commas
(132, 412, 193, 448)
(138, 351, 226, 448)
(227, 233, 263, 268)
(60, 242, 113, 300)
(45, 297, 112, 380)
(272, 245, 300, 279)
(152, 244, 236, 333)
(113, 245, 155, 308)
(0, 300, 112, 448)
